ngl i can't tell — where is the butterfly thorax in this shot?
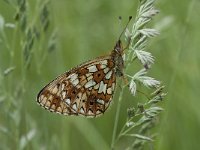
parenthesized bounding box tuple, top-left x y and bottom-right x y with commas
(111, 40, 124, 77)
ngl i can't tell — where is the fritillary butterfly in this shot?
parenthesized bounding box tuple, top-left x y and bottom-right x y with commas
(37, 17, 132, 117)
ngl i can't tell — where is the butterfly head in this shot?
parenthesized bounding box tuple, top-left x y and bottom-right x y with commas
(114, 40, 123, 53)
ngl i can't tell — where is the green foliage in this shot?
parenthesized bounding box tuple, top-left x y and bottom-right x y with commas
(111, 1, 166, 149)
(0, 0, 56, 149)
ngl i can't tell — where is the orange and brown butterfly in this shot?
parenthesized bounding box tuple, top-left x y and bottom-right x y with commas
(36, 17, 132, 117)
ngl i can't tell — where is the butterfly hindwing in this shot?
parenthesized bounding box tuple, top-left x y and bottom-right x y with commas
(37, 56, 116, 117)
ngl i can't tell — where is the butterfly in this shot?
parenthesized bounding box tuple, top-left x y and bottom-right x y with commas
(37, 17, 132, 117)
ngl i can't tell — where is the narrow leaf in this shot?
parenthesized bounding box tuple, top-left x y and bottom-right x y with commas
(125, 134, 153, 141)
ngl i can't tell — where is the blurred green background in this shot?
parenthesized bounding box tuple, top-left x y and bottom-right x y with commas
(0, 0, 200, 150)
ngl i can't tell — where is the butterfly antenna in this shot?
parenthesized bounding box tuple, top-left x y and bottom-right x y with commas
(118, 16, 132, 41)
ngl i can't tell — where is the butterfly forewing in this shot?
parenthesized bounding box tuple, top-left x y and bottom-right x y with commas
(37, 56, 117, 117)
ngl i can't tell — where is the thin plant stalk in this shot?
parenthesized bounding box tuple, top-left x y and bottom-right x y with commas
(111, 85, 125, 149)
